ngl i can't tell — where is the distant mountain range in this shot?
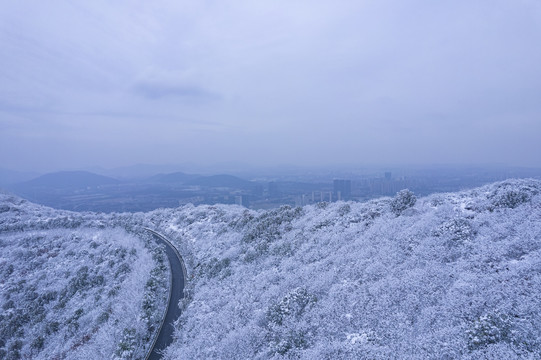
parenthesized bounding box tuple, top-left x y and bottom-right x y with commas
(6, 165, 540, 213)
(3, 170, 259, 212)
(147, 172, 201, 184)
(14, 171, 120, 189)
(10, 170, 257, 190)
(90, 163, 191, 180)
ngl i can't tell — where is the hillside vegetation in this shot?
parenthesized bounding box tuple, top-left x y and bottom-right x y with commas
(0, 195, 168, 360)
(2, 179, 540, 359)
(146, 179, 541, 359)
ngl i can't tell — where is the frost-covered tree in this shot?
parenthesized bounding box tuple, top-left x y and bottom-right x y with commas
(390, 189, 417, 215)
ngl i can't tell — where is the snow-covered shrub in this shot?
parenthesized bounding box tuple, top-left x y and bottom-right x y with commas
(434, 217, 476, 244)
(114, 328, 137, 359)
(467, 312, 512, 350)
(228, 209, 255, 231)
(265, 287, 317, 327)
(390, 189, 417, 216)
(484, 180, 540, 211)
(242, 206, 304, 244)
(140, 243, 169, 341)
(265, 288, 317, 356)
(267, 328, 312, 356)
(337, 204, 351, 216)
(241, 205, 304, 261)
(430, 216, 478, 262)
(199, 257, 232, 279)
(316, 201, 329, 209)
(490, 189, 534, 210)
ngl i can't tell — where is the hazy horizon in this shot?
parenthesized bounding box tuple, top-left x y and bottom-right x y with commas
(2, 1, 541, 172)
(3, 161, 541, 183)
(3, 157, 541, 178)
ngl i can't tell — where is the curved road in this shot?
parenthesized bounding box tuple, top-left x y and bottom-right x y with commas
(144, 229, 186, 360)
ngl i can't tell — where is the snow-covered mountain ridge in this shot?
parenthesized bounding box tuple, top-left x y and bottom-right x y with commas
(148, 179, 541, 359)
(2, 179, 541, 359)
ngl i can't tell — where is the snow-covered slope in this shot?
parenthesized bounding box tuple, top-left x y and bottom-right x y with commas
(146, 179, 541, 359)
(0, 195, 168, 360)
(2, 179, 540, 359)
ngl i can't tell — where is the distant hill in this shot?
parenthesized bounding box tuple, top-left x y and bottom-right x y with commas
(185, 174, 255, 188)
(148, 171, 201, 184)
(92, 163, 189, 180)
(14, 171, 120, 189)
(4, 171, 256, 212)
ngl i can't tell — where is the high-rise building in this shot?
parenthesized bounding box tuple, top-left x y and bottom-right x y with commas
(333, 179, 351, 201)
(235, 195, 243, 206)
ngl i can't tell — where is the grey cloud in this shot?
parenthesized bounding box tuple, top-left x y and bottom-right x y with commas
(133, 81, 220, 101)
(1, 1, 541, 171)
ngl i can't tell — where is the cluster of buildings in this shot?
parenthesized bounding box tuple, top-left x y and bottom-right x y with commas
(270, 174, 414, 208)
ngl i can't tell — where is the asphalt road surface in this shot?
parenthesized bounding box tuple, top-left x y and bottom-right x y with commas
(146, 230, 185, 360)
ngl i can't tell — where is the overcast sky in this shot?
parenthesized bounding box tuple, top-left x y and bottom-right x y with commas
(1, 0, 540, 172)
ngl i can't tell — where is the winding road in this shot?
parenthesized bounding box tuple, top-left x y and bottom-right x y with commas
(144, 228, 186, 360)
